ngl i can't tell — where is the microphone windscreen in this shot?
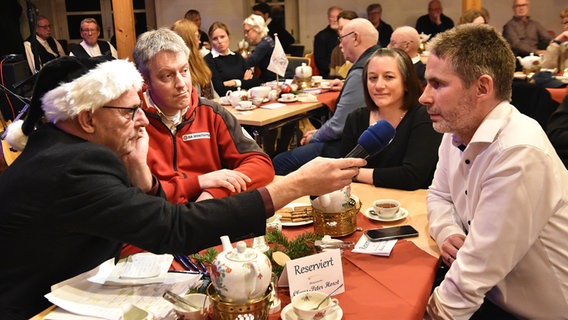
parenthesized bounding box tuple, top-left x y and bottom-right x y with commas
(358, 119, 396, 157)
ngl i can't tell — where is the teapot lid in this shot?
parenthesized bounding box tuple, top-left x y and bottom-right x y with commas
(226, 241, 258, 262)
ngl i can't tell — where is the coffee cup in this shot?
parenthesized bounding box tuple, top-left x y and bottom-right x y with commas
(237, 100, 253, 110)
(281, 93, 295, 101)
(372, 199, 400, 219)
(172, 293, 210, 320)
(251, 97, 264, 107)
(291, 291, 339, 320)
(311, 75, 323, 85)
(320, 81, 331, 89)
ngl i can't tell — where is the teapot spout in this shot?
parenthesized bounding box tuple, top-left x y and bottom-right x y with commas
(220, 235, 233, 252)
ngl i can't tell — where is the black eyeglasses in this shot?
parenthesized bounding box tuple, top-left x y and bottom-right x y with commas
(102, 104, 140, 120)
(338, 31, 355, 42)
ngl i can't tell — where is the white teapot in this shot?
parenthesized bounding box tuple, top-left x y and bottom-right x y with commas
(225, 89, 248, 107)
(209, 236, 272, 303)
(295, 63, 312, 79)
(517, 53, 542, 73)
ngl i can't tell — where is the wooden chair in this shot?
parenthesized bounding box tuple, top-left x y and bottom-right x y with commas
(305, 53, 320, 76)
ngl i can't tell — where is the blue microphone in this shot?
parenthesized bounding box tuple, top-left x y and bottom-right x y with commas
(345, 119, 396, 159)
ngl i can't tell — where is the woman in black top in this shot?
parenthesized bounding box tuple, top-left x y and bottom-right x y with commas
(323, 48, 442, 190)
(204, 21, 259, 96)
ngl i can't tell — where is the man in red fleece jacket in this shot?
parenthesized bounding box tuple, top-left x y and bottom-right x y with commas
(133, 28, 274, 204)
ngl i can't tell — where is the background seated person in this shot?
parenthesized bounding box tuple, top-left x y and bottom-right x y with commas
(502, 0, 551, 57)
(24, 15, 66, 73)
(171, 19, 218, 99)
(457, 9, 488, 25)
(205, 21, 260, 96)
(329, 10, 358, 79)
(323, 48, 441, 190)
(415, 0, 454, 39)
(132, 28, 274, 204)
(388, 26, 426, 87)
(243, 14, 276, 83)
(273, 19, 380, 174)
(69, 18, 117, 58)
(0, 56, 364, 319)
(541, 7, 568, 72)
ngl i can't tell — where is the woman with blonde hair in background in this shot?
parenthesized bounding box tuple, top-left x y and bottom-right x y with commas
(242, 14, 276, 83)
(171, 19, 218, 99)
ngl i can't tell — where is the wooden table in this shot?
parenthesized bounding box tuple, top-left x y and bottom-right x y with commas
(223, 91, 339, 147)
(33, 182, 439, 320)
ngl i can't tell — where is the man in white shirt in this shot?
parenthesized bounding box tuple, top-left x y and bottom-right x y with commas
(421, 24, 568, 319)
(24, 15, 66, 73)
(388, 26, 425, 86)
(69, 18, 117, 59)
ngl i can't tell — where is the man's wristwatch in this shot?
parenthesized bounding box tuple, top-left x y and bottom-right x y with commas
(551, 39, 561, 45)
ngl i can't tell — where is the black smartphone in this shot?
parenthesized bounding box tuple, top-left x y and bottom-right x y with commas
(364, 225, 419, 242)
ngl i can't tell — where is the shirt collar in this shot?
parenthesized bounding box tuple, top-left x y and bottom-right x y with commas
(211, 47, 236, 58)
(143, 91, 188, 133)
(411, 54, 421, 64)
(451, 101, 512, 150)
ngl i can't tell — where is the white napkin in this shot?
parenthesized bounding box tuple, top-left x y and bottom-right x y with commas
(261, 103, 286, 109)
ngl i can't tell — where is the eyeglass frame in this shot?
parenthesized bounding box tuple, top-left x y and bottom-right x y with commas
(37, 24, 52, 29)
(338, 31, 355, 42)
(81, 28, 99, 33)
(102, 104, 141, 120)
(244, 27, 256, 35)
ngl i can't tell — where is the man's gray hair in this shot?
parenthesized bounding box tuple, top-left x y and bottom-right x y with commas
(133, 28, 190, 78)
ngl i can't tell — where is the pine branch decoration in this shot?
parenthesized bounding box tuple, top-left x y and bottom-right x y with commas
(265, 229, 322, 277)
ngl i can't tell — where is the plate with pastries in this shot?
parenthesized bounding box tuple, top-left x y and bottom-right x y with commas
(276, 203, 313, 227)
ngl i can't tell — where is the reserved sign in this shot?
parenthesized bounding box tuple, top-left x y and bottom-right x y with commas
(278, 249, 345, 298)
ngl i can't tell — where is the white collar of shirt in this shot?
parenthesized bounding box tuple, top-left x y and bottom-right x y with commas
(411, 54, 421, 64)
(451, 101, 512, 150)
(144, 91, 188, 133)
(79, 40, 102, 57)
(211, 47, 236, 58)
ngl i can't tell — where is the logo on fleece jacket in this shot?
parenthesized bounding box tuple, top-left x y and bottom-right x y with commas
(182, 132, 211, 141)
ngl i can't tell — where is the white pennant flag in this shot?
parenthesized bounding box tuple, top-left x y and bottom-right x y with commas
(267, 34, 289, 77)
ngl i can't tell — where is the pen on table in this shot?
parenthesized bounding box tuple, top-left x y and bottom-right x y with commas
(174, 255, 193, 271)
(168, 270, 201, 274)
(197, 260, 209, 275)
(183, 255, 201, 272)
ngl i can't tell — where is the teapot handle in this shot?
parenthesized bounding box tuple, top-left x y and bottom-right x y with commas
(247, 261, 263, 297)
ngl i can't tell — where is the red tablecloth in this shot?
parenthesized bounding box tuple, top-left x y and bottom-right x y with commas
(174, 211, 438, 320)
(547, 87, 568, 104)
(273, 212, 438, 319)
(317, 91, 339, 112)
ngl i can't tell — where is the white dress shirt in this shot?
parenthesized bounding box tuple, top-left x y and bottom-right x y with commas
(426, 102, 568, 319)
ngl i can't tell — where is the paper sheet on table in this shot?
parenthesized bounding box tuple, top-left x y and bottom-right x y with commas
(45, 258, 201, 320)
(352, 234, 397, 256)
(260, 103, 286, 109)
(101, 253, 173, 285)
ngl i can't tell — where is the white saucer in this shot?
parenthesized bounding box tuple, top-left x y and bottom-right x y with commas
(235, 105, 256, 111)
(279, 203, 313, 227)
(280, 303, 343, 320)
(278, 97, 298, 103)
(363, 207, 408, 222)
